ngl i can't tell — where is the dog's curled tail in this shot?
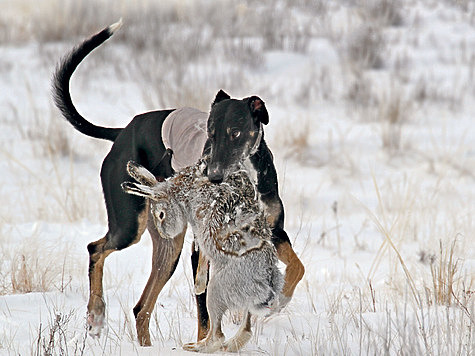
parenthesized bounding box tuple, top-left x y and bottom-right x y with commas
(52, 19, 123, 142)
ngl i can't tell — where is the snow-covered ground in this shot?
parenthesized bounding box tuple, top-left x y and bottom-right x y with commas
(1, 0, 474, 354)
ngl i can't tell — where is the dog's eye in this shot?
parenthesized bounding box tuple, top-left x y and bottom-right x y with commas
(231, 130, 241, 140)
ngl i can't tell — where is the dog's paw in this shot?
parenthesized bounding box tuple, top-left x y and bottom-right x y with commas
(275, 294, 291, 312)
(194, 272, 208, 295)
(87, 311, 105, 338)
(194, 283, 206, 295)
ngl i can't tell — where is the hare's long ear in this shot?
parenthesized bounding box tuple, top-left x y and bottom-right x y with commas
(121, 181, 168, 201)
(126, 160, 158, 186)
(121, 182, 157, 199)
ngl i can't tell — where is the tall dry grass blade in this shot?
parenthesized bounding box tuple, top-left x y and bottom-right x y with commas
(430, 238, 460, 305)
(357, 174, 421, 308)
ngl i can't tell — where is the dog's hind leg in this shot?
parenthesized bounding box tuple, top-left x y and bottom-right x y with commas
(221, 311, 252, 352)
(86, 236, 112, 337)
(87, 205, 149, 337)
(86, 153, 152, 338)
(133, 217, 186, 346)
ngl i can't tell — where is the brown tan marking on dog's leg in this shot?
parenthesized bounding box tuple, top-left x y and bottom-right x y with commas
(134, 217, 186, 346)
(87, 236, 113, 336)
(191, 242, 210, 341)
(194, 251, 208, 295)
(221, 311, 252, 352)
(196, 322, 209, 342)
(87, 206, 149, 340)
(276, 241, 305, 302)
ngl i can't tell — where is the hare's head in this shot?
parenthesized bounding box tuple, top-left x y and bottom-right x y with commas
(121, 161, 186, 239)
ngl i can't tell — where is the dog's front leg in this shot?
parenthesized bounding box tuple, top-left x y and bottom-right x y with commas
(191, 242, 210, 341)
(194, 251, 209, 295)
(134, 219, 186, 346)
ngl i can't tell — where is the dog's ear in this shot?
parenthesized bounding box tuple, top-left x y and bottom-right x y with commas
(212, 89, 231, 107)
(248, 96, 269, 125)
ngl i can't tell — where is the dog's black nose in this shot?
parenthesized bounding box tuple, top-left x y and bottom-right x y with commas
(209, 174, 223, 184)
(208, 168, 223, 184)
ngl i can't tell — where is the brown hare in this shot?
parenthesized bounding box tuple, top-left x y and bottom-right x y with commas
(122, 160, 283, 353)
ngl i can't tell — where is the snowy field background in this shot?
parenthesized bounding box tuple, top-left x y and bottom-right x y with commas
(0, 0, 474, 354)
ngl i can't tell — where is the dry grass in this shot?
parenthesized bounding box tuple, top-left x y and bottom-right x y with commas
(428, 238, 473, 307)
(341, 0, 404, 74)
(359, 0, 404, 27)
(297, 65, 334, 105)
(280, 118, 312, 163)
(1, 0, 117, 44)
(345, 73, 378, 108)
(346, 173, 475, 355)
(0, 146, 105, 224)
(377, 86, 411, 153)
(34, 311, 87, 356)
(1, 0, 474, 355)
(445, 0, 474, 12)
(349, 77, 411, 153)
(344, 24, 385, 72)
(133, 52, 247, 111)
(261, 5, 312, 53)
(0, 231, 80, 295)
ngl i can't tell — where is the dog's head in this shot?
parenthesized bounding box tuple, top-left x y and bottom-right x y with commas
(206, 90, 269, 183)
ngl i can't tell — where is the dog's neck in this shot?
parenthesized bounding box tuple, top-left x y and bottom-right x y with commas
(249, 123, 263, 156)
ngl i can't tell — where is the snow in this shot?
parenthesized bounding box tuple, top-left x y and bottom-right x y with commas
(1, 0, 474, 355)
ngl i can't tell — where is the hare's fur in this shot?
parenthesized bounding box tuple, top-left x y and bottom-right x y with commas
(123, 160, 283, 353)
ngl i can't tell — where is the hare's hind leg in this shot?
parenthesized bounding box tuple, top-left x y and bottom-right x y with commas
(221, 311, 252, 352)
(183, 275, 226, 353)
(182, 311, 225, 353)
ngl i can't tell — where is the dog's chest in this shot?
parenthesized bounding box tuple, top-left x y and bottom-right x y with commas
(242, 157, 277, 226)
(243, 157, 258, 187)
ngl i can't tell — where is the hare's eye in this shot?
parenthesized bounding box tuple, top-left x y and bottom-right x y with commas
(158, 210, 165, 221)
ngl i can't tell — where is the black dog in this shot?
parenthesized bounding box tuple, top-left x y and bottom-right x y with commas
(52, 21, 304, 346)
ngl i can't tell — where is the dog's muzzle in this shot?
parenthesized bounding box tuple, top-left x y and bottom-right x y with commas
(208, 166, 224, 184)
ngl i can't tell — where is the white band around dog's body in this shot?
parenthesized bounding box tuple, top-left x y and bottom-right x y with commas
(161, 107, 208, 171)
